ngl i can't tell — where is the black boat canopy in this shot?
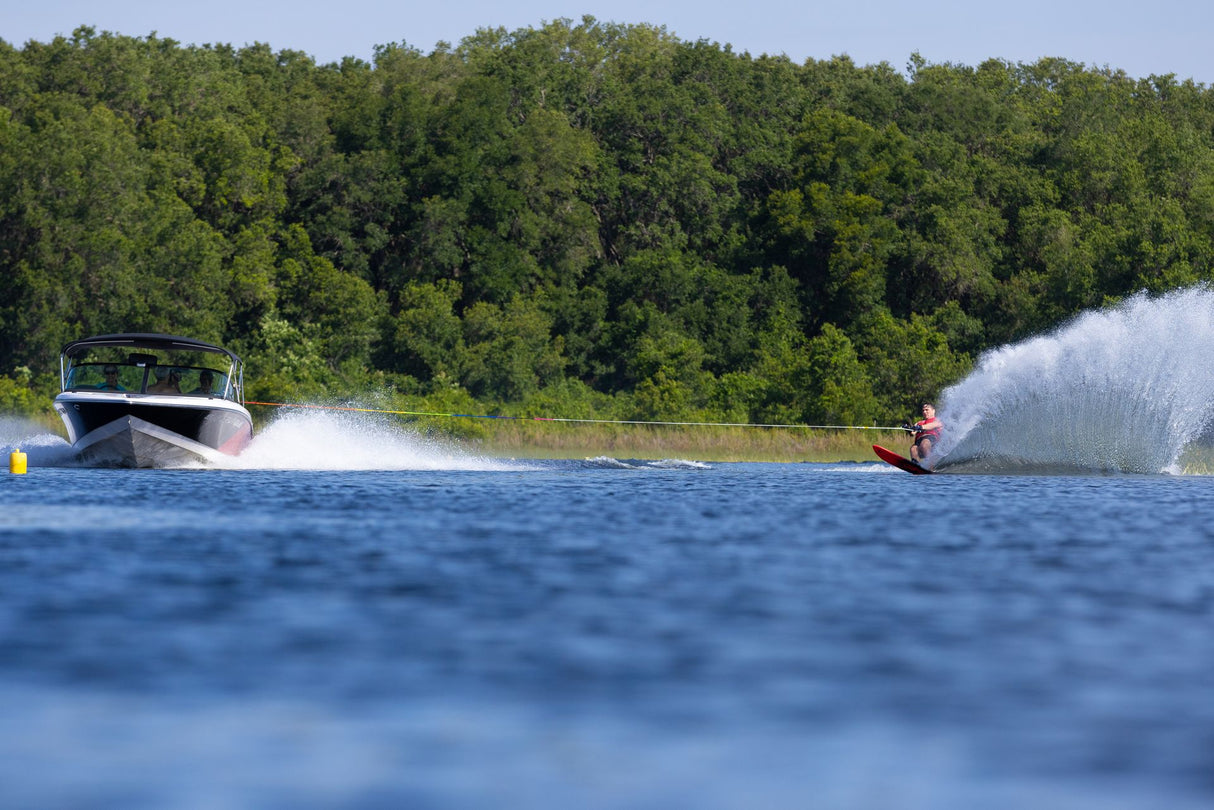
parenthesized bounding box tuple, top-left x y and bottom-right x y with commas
(61, 333, 242, 365)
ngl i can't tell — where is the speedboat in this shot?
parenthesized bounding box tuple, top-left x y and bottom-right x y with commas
(53, 333, 254, 468)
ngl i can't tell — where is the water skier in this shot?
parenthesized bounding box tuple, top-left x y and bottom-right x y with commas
(905, 403, 942, 466)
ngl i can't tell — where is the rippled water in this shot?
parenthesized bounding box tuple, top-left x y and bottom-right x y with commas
(7, 289, 1214, 808)
(3, 418, 1214, 808)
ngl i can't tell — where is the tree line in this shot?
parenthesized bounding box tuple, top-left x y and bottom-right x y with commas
(3, 19, 1213, 425)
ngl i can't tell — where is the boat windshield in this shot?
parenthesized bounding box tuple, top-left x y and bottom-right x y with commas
(62, 347, 239, 400)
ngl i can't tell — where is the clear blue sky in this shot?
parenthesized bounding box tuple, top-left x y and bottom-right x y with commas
(5, 0, 1212, 84)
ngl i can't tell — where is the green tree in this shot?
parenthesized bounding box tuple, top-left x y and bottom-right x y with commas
(386, 279, 466, 382)
(461, 294, 566, 400)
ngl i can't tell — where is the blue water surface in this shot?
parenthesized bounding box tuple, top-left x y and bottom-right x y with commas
(2, 460, 1213, 809)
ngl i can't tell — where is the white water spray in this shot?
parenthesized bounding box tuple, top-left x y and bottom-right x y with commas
(215, 410, 523, 471)
(0, 417, 79, 467)
(936, 286, 1214, 473)
(1, 411, 524, 471)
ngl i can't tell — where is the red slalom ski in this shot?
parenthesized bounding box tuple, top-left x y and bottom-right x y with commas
(872, 444, 934, 475)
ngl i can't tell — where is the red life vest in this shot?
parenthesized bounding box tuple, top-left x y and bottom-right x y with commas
(914, 418, 942, 442)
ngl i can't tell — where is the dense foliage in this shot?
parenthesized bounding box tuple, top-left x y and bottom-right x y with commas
(3, 20, 1213, 425)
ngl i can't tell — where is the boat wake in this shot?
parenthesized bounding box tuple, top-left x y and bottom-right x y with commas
(935, 287, 1214, 474)
(213, 410, 523, 471)
(0, 417, 80, 467)
(582, 456, 712, 470)
(1, 411, 524, 471)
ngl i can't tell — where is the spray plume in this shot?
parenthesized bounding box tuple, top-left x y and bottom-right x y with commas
(936, 286, 1214, 473)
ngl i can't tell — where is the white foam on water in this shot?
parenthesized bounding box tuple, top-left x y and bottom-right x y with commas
(581, 456, 711, 470)
(0, 417, 79, 467)
(936, 286, 1214, 473)
(825, 463, 899, 474)
(214, 410, 523, 471)
(584, 456, 644, 469)
(2, 410, 521, 471)
(645, 459, 712, 470)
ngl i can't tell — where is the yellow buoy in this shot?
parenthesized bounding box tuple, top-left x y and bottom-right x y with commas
(10, 448, 27, 475)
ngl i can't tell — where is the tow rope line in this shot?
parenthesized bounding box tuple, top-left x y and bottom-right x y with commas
(243, 400, 901, 431)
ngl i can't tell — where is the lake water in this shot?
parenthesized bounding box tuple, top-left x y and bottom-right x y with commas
(2, 411, 1214, 809)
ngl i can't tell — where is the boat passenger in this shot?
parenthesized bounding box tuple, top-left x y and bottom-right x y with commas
(96, 365, 126, 392)
(189, 370, 217, 397)
(148, 366, 182, 394)
(906, 402, 942, 465)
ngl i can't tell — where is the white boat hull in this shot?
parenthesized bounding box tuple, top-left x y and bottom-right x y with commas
(55, 393, 253, 469)
(54, 333, 254, 468)
(72, 414, 229, 468)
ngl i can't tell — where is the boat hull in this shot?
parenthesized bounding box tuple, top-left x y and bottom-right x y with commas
(55, 393, 253, 468)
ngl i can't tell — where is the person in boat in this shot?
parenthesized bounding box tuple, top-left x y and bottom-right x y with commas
(96, 365, 126, 391)
(906, 402, 943, 465)
(189, 370, 217, 396)
(147, 366, 182, 394)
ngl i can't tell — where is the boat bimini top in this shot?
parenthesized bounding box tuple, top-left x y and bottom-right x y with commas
(59, 333, 246, 402)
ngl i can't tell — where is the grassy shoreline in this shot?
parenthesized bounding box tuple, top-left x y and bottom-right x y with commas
(464, 422, 908, 463)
